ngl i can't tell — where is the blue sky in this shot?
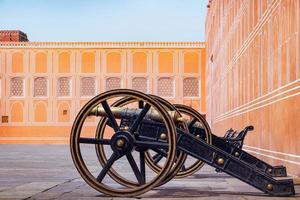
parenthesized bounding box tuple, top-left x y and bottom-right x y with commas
(0, 0, 207, 42)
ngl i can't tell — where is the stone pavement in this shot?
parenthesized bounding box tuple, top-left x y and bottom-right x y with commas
(0, 145, 299, 200)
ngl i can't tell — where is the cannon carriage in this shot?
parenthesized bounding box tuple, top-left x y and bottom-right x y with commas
(70, 89, 295, 197)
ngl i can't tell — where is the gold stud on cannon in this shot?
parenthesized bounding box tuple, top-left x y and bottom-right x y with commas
(217, 158, 224, 165)
(121, 126, 129, 131)
(266, 184, 273, 191)
(160, 133, 167, 140)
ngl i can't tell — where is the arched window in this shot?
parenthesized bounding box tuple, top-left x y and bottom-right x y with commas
(35, 52, 47, 73)
(81, 52, 95, 73)
(133, 52, 147, 73)
(34, 102, 47, 122)
(158, 52, 173, 73)
(184, 52, 199, 73)
(106, 77, 121, 91)
(157, 77, 174, 97)
(80, 77, 96, 97)
(132, 77, 148, 93)
(10, 102, 23, 122)
(12, 52, 23, 73)
(10, 77, 24, 97)
(58, 52, 70, 73)
(57, 77, 71, 97)
(183, 78, 199, 97)
(58, 102, 70, 122)
(34, 77, 47, 97)
(107, 53, 121, 73)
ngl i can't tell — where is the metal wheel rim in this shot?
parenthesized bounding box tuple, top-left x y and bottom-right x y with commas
(70, 89, 177, 197)
(95, 95, 187, 187)
(172, 104, 212, 178)
(144, 95, 188, 184)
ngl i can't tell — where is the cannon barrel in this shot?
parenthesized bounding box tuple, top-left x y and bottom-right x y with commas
(89, 106, 179, 122)
(89, 106, 203, 128)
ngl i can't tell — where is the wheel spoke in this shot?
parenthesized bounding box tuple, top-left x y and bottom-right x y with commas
(101, 100, 119, 132)
(135, 140, 169, 149)
(79, 138, 111, 145)
(153, 154, 163, 164)
(129, 103, 151, 133)
(140, 151, 146, 182)
(152, 153, 161, 160)
(181, 164, 186, 171)
(97, 153, 119, 182)
(188, 117, 197, 129)
(126, 153, 145, 185)
(138, 100, 144, 109)
(152, 148, 168, 159)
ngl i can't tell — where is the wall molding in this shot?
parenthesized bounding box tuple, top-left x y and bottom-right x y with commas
(244, 145, 300, 159)
(0, 42, 205, 49)
(244, 148, 300, 166)
(215, 79, 300, 122)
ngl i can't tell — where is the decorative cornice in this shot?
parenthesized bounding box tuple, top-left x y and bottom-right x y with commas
(0, 41, 205, 49)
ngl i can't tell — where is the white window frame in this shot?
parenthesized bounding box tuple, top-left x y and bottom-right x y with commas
(183, 77, 200, 98)
(157, 77, 175, 98)
(57, 76, 72, 98)
(131, 76, 149, 94)
(9, 77, 25, 98)
(33, 76, 49, 98)
(80, 76, 97, 98)
(105, 76, 123, 91)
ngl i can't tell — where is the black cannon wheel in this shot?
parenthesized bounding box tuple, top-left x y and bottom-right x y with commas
(70, 89, 177, 197)
(139, 100, 212, 179)
(144, 95, 189, 182)
(95, 95, 187, 188)
(172, 104, 212, 178)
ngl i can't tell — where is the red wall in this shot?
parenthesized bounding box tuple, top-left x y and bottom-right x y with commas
(205, 0, 300, 176)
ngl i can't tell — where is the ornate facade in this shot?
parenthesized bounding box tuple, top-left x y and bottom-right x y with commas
(0, 42, 206, 143)
(206, 0, 299, 175)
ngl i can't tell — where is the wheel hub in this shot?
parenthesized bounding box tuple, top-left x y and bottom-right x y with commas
(116, 139, 125, 148)
(111, 131, 135, 154)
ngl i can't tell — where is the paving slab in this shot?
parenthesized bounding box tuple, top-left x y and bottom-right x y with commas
(0, 145, 299, 200)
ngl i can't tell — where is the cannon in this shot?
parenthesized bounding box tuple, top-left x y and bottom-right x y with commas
(70, 89, 295, 197)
